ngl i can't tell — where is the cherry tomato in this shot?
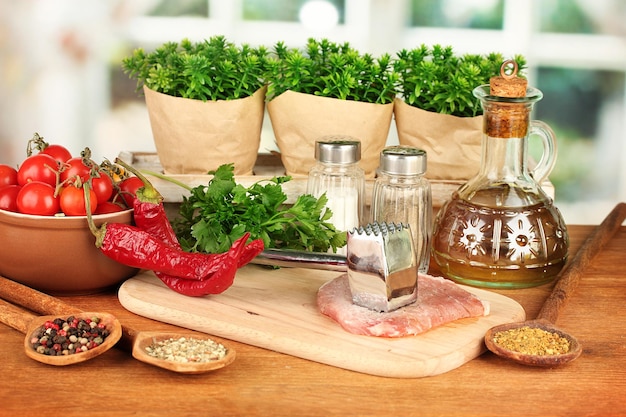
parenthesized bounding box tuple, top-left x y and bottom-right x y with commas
(116, 176, 144, 208)
(41, 144, 72, 164)
(17, 154, 59, 187)
(0, 164, 18, 187)
(90, 172, 114, 204)
(60, 157, 93, 184)
(16, 181, 59, 215)
(94, 201, 125, 214)
(60, 184, 97, 216)
(0, 184, 21, 212)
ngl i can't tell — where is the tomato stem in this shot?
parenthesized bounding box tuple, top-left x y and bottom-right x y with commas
(83, 183, 105, 247)
(139, 169, 193, 192)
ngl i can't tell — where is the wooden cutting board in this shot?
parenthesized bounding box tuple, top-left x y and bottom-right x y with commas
(118, 266, 525, 378)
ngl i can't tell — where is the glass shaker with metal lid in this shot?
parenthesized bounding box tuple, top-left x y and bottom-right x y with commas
(307, 137, 365, 247)
(371, 146, 432, 273)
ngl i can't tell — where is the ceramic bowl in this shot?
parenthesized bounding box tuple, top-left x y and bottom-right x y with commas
(0, 208, 138, 295)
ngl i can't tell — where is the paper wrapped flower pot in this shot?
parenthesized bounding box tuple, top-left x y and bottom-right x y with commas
(144, 85, 266, 175)
(394, 98, 483, 180)
(268, 91, 393, 178)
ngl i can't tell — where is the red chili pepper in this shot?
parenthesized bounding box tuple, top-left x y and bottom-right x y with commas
(114, 158, 179, 246)
(92, 222, 236, 280)
(156, 233, 249, 297)
(238, 238, 265, 268)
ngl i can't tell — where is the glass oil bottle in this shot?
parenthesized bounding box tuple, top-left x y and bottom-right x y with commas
(432, 60, 569, 288)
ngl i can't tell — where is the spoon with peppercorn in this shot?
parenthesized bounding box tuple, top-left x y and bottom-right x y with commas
(0, 298, 122, 366)
(0, 276, 236, 374)
(485, 202, 626, 367)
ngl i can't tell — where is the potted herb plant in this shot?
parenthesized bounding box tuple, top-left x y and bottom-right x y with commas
(393, 45, 526, 179)
(122, 35, 269, 175)
(265, 38, 398, 178)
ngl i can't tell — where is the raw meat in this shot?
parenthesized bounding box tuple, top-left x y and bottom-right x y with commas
(317, 273, 490, 338)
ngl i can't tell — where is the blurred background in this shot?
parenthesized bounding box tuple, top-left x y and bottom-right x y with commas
(0, 0, 624, 224)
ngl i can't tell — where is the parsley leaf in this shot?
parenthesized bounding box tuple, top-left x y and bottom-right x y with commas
(175, 164, 347, 254)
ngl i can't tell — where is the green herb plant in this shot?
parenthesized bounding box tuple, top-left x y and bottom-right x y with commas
(266, 38, 398, 104)
(393, 44, 527, 117)
(174, 164, 347, 254)
(122, 35, 269, 101)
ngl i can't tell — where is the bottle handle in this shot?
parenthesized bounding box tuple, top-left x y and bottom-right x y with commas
(529, 120, 557, 184)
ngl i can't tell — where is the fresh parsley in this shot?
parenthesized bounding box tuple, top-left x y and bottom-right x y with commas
(174, 164, 347, 254)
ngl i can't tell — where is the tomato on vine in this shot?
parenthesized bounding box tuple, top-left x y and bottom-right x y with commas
(41, 144, 72, 164)
(16, 181, 59, 215)
(60, 183, 97, 216)
(17, 153, 59, 187)
(61, 156, 93, 184)
(116, 176, 144, 208)
(26, 132, 72, 164)
(0, 164, 18, 187)
(0, 185, 21, 212)
(89, 172, 114, 205)
(94, 201, 125, 214)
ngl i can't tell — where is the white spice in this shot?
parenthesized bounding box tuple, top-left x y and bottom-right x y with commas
(145, 337, 227, 363)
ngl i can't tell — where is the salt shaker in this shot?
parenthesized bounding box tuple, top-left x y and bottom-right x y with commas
(307, 138, 365, 251)
(371, 146, 432, 273)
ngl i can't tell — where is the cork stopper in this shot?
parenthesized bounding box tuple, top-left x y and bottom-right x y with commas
(490, 60, 527, 98)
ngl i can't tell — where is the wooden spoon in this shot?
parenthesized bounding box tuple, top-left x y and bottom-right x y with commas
(0, 298, 121, 366)
(485, 202, 626, 367)
(0, 276, 235, 374)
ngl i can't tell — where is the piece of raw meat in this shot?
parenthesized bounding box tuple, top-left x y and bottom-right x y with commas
(317, 273, 490, 338)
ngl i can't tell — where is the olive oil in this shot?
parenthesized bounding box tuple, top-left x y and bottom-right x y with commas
(432, 190, 568, 288)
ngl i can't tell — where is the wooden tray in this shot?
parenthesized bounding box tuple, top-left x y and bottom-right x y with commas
(118, 266, 525, 378)
(118, 151, 556, 209)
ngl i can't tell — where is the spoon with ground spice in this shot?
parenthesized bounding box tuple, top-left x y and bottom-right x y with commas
(0, 276, 235, 374)
(485, 202, 626, 367)
(0, 298, 122, 366)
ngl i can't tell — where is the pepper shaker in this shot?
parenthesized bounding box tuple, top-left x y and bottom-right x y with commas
(371, 146, 432, 273)
(307, 137, 365, 253)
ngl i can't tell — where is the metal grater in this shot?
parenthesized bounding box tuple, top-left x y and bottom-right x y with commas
(346, 222, 418, 312)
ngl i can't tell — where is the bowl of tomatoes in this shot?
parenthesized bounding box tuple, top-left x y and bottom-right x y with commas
(0, 134, 142, 295)
(0, 208, 139, 295)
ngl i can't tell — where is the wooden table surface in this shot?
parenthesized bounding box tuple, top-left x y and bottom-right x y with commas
(1, 225, 625, 417)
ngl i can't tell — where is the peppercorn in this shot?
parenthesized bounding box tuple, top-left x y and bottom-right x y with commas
(30, 316, 111, 356)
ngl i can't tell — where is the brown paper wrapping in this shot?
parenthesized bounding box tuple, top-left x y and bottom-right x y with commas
(394, 98, 483, 180)
(268, 91, 393, 178)
(143, 85, 266, 175)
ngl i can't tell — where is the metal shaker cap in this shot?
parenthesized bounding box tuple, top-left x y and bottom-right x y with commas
(379, 146, 427, 175)
(315, 136, 361, 164)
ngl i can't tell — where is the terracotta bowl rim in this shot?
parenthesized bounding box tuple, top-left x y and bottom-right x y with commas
(0, 208, 133, 228)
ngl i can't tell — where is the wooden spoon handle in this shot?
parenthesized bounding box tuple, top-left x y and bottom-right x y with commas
(0, 298, 36, 334)
(0, 275, 82, 316)
(0, 275, 139, 351)
(537, 202, 626, 323)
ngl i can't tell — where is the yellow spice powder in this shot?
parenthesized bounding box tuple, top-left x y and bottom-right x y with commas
(493, 326, 571, 356)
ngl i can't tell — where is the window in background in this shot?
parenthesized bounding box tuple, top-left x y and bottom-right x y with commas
(410, 0, 503, 29)
(534, 68, 625, 205)
(539, 0, 597, 34)
(243, 0, 345, 23)
(147, 0, 208, 17)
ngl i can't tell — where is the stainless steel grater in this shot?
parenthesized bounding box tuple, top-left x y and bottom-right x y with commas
(346, 222, 418, 312)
